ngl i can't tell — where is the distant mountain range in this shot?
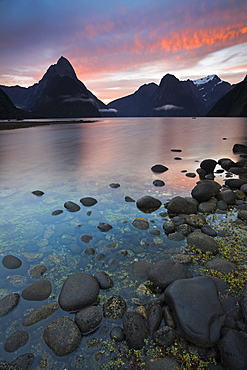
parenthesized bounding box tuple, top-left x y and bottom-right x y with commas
(0, 56, 246, 119)
(108, 74, 234, 117)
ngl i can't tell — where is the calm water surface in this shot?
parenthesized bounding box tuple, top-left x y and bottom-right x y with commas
(0, 117, 247, 368)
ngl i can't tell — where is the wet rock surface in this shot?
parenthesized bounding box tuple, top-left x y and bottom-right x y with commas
(23, 302, 59, 326)
(2, 255, 22, 269)
(123, 311, 148, 349)
(75, 306, 102, 333)
(58, 272, 99, 311)
(21, 280, 52, 301)
(103, 295, 127, 319)
(4, 331, 29, 352)
(136, 195, 162, 213)
(187, 231, 218, 253)
(166, 196, 197, 214)
(165, 276, 226, 347)
(0, 293, 20, 317)
(43, 317, 81, 356)
(64, 201, 81, 212)
(80, 196, 98, 206)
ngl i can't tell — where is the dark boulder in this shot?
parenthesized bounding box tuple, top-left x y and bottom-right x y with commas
(29, 264, 47, 279)
(80, 197, 97, 206)
(136, 195, 162, 213)
(132, 218, 149, 230)
(64, 201, 81, 212)
(151, 164, 169, 173)
(21, 280, 52, 301)
(2, 255, 22, 269)
(43, 317, 81, 356)
(23, 302, 58, 326)
(198, 201, 217, 213)
(75, 306, 102, 333)
(200, 159, 217, 174)
(153, 179, 165, 187)
(80, 234, 93, 243)
(191, 180, 221, 202)
(0, 293, 20, 317)
(205, 258, 236, 274)
(237, 209, 247, 221)
(109, 183, 120, 188)
(94, 271, 113, 289)
(166, 196, 197, 215)
(97, 222, 113, 232)
(4, 331, 29, 353)
(186, 214, 206, 228)
(225, 179, 247, 189)
(103, 295, 127, 320)
(232, 143, 247, 154)
(219, 329, 247, 370)
(110, 326, 125, 342)
(148, 259, 192, 289)
(132, 260, 151, 280)
(153, 325, 177, 347)
(148, 302, 163, 336)
(32, 190, 44, 196)
(164, 276, 226, 347)
(58, 273, 99, 311)
(123, 311, 148, 349)
(219, 189, 237, 205)
(11, 353, 35, 370)
(187, 231, 218, 254)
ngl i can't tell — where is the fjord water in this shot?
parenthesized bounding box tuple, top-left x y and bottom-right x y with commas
(0, 117, 247, 368)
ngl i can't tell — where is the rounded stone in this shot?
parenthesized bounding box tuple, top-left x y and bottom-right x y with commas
(186, 214, 206, 228)
(21, 280, 52, 301)
(23, 302, 59, 326)
(32, 190, 44, 196)
(125, 196, 135, 202)
(123, 311, 148, 350)
(94, 271, 113, 289)
(80, 234, 93, 243)
(109, 183, 120, 188)
(97, 222, 113, 232)
(225, 179, 247, 189)
(191, 180, 221, 202)
(198, 201, 217, 213)
(162, 220, 175, 234)
(132, 218, 149, 230)
(219, 329, 247, 370)
(59, 273, 99, 311)
(187, 232, 218, 254)
(103, 295, 127, 320)
(200, 159, 217, 174)
(11, 353, 35, 370)
(43, 317, 81, 357)
(153, 325, 177, 347)
(4, 331, 29, 353)
(148, 259, 192, 289)
(136, 195, 162, 213)
(0, 293, 20, 317)
(201, 225, 217, 236)
(2, 255, 22, 269)
(164, 276, 226, 347)
(166, 196, 197, 215)
(110, 326, 125, 342)
(151, 164, 169, 173)
(153, 180, 165, 187)
(64, 201, 81, 212)
(238, 209, 247, 221)
(51, 209, 63, 215)
(205, 258, 236, 274)
(132, 260, 151, 280)
(186, 172, 196, 178)
(80, 197, 98, 206)
(29, 264, 47, 279)
(75, 306, 102, 333)
(219, 189, 236, 205)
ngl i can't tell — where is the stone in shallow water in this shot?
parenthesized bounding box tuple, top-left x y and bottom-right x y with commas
(80, 234, 93, 243)
(59, 273, 99, 311)
(2, 255, 22, 269)
(0, 293, 20, 317)
(103, 295, 127, 319)
(75, 306, 102, 333)
(205, 258, 236, 274)
(64, 201, 81, 212)
(23, 302, 59, 326)
(123, 311, 148, 350)
(166, 196, 197, 215)
(109, 183, 120, 188)
(151, 164, 169, 173)
(136, 195, 162, 213)
(32, 190, 44, 196)
(164, 276, 226, 347)
(153, 179, 165, 187)
(148, 260, 192, 288)
(132, 218, 149, 230)
(97, 222, 113, 232)
(187, 231, 218, 254)
(43, 317, 81, 357)
(29, 264, 47, 279)
(51, 209, 63, 215)
(21, 280, 52, 301)
(4, 331, 29, 353)
(80, 197, 98, 206)
(200, 159, 217, 174)
(94, 271, 113, 289)
(219, 329, 247, 370)
(191, 180, 221, 202)
(11, 353, 35, 370)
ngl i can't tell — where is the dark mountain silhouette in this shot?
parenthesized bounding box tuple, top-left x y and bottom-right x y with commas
(0, 87, 36, 119)
(149, 74, 205, 117)
(107, 83, 158, 116)
(1, 56, 108, 118)
(207, 75, 247, 117)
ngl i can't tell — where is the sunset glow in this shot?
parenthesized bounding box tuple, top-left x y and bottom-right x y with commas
(0, 0, 246, 103)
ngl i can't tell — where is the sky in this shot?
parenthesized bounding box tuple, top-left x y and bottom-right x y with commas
(0, 0, 247, 104)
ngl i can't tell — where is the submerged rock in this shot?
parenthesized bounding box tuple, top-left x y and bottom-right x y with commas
(0, 293, 20, 317)
(94, 271, 113, 289)
(80, 197, 97, 206)
(123, 311, 148, 350)
(97, 222, 113, 232)
(136, 195, 162, 213)
(21, 280, 52, 301)
(75, 306, 102, 333)
(29, 264, 47, 279)
(132, 218, 149, 230)
(191, 180, 221, 202)
(32, 190, 44, 196)
(153, 179, 165, 187)
(43, 317, 81, 356)
(148, 260, 192, 288)
(59, 273, 99, 311)
(23, 302, 58, 326)
(11, 353, 35, 370)
(2, 255, 22, 269)
(64, 201, 81, 212)
(151, 164, 169, 173)
(164, 276, 226, 347)
(4, 331, 29, 353)
(103, 295, 127, 320)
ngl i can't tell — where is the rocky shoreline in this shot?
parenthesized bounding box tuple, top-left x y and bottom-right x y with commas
(1, 144, 247, 369)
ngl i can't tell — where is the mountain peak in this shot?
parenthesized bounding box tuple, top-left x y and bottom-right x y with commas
(193, 75, 218, 86)
(55, 56, 77, 80)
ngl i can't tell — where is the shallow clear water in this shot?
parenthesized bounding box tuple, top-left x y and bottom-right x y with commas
(0, 117, 247, 368)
